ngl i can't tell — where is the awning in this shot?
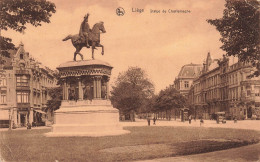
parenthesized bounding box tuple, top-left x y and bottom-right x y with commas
(34, 110, 47, 114)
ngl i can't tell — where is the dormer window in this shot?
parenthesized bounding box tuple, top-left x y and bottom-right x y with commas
(20, 53, 24, 59)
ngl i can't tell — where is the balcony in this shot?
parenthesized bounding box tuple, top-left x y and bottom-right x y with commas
(16, 70, 30, 75)
(34, 104, 41, 108)
(16, 86, 30, 91)
(17, 103, 30, 108)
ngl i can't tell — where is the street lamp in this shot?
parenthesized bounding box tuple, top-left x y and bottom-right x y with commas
(8, 108, 11, 130)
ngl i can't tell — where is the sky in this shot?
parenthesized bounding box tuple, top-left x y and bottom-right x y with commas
(2, 0, 226, 93)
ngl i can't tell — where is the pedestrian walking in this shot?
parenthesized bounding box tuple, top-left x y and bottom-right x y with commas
(200, 118, 204, 127)
(189, 115, 192, 124)
(27, 121, 31, 129)
(147, 117, 151, 126)
(234, 116, 237, 123)
(153, 117, 156, 125)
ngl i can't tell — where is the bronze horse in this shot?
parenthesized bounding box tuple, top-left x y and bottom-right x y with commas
(63, 22, 106, 60)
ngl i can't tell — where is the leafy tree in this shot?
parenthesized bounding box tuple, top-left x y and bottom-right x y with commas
(139, 95, 156, 113)
(153, 85, 187, 120)
(45, 72, 62, 112)
(0, 0, 56, 57)
(110, 67, 154, 121)
(46, 86, 62, 112)
(207, 0, 260, 76)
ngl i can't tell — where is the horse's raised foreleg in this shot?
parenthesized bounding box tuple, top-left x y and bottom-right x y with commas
(95, 44, 104, 55)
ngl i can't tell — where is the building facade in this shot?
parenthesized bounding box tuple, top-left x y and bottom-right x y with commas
(174, 63, 203, 97)
(189, 53, 260, 120)
(0, 43, 58, 128)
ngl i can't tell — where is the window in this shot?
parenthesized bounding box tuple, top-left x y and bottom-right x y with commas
(0, 91, 6, 103)
(255, 89, 260, 97)
(17, 75, 29, 86)
(20, 53, 24, 59)
(37, 93, 40, 104)
(17, 91, 29, 103)
(0, 78, 6, 86)
(247, 90, 251, 97)
(33, 92, 37, 104)
(184, 81, 189, 88)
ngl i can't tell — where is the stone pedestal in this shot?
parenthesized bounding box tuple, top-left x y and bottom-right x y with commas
(46, 100, 129, 137)
(45, 60, 129, 137)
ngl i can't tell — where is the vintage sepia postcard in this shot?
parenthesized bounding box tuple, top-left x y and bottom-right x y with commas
(0, 0, 259, 161)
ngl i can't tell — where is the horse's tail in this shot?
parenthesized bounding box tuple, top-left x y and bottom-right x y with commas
(62, 35, 72, 41)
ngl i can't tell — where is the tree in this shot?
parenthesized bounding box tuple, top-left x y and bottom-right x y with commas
(110, 67, 154, 121)
(46, 86, 63, 112)
(153, 85, 187, 120)
(207, 0, 260, 76)
(139, 95, 157, 113)
(46, 72, 62, 112)
(0, 0, 56, 57)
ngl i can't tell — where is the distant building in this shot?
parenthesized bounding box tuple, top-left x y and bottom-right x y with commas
(174, 63, 203, 97)
(189, 53, 260, 120)
(0, 43, 58, 128)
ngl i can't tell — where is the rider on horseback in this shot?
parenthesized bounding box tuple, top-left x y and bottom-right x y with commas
(79, 13, 90, 48)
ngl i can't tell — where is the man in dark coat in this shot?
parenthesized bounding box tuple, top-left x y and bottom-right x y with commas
(79, 13, 90, 48)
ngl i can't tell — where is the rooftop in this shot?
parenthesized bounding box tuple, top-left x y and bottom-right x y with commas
(177, 63, 203, 78)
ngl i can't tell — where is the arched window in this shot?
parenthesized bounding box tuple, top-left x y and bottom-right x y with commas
(20, 53, 24, 59)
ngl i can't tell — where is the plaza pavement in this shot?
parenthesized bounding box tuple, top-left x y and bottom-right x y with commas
(1, 119, 259, 161)
(127, 119, 260, 162)
(121, 118, 260, 131)
(1, 118, 259, 131)
(0, 125, 50, 131)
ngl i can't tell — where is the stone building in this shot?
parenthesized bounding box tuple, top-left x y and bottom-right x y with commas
(189, 53, 260, 119)
(174, 63, 203, 97)
(0, 43, 58, 128)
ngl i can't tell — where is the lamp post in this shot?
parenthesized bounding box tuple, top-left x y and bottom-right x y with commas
(8, 108, 12, 130)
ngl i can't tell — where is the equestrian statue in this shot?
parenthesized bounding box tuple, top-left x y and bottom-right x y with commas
(62, 13, 106, 61)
